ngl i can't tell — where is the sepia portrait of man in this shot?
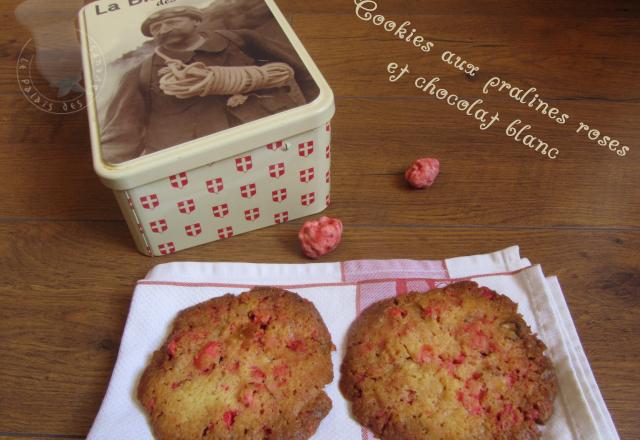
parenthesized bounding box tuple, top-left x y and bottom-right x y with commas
(99, 2, 319, 164)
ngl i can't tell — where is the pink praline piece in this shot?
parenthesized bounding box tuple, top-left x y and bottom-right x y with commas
(405, 157, 440, 188)
(298, 216, 343, 259)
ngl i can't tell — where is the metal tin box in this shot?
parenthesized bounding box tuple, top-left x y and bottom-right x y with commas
(78, 0, 334, 256)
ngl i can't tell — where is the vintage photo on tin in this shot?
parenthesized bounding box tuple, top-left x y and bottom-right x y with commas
(87, 0, 320, 164)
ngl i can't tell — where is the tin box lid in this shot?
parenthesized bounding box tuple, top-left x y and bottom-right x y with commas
(79, 0, 334, 190)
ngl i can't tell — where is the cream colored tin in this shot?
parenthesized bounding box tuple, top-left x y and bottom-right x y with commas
(78, 0, 334, 255)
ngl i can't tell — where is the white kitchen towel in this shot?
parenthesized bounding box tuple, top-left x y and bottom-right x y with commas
(88, 246, 618, 440)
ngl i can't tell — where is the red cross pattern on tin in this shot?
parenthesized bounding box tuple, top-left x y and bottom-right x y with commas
(235, 155, 253, 173)
(274, 211, 289, 224)
(240, 183, 257, 199)
(206, 177, 224, 194)
(298, 141, 314, 157)
(266, 140, 285, 151)
(272, 188, 287, 203)
(177, 199, 196, 214)
(169, 172, 188, 189)
(158, 242, 176, 255)
(212, 203, 230, 218)
(150, 219, 168, 233)
(217, 226, 234, 239)
(185, 222, 202, 237)
(269, 162, 285, 178)
(140, 194, 159, 210)
(299, 167, 315, 183)
(244, 207, 260, 222)
(301, 192, 315, 206)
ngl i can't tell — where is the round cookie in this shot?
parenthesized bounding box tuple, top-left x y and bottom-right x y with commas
(138, 287, 334, 440)
(340, 281, 557, 440)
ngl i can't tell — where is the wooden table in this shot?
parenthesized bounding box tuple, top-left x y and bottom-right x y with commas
(1, 0, 638, 438)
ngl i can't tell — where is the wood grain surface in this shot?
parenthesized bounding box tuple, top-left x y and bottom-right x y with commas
(0, 0, 638, 439)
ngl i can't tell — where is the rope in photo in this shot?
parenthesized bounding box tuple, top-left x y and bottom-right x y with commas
(155, 47, 295, 107)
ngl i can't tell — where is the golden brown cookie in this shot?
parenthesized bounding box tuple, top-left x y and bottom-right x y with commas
(340, 281, 556, 440)
(138, 287, 334, 439)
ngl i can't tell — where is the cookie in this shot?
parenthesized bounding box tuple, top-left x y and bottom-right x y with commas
(340, 281, 557, 440)
(138, 287, 334, 439)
